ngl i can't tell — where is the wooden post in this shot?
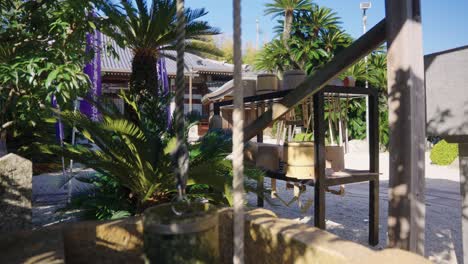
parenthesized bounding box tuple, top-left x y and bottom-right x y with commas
(313, 92, 326, 229)
(385, 0, 426, 254)
(257, 103, 264, 207)
(459, 144, 468, 264)
(369, 92, 379, 246)
(189, 68, 193, 112)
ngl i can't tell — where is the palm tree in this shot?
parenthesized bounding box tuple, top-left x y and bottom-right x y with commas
(321, 29, 352, 57)
(309, 5, 340, 37)
(104, 0, 220, 98)
(265, 0, 312, 48)
(254, 39, 294, 73)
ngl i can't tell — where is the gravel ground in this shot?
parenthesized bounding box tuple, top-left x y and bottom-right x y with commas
(32, 166, 95, 227)
(247, 152, 462, 264)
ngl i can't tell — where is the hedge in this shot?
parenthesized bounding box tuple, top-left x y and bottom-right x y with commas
(430, 139, 459, 166)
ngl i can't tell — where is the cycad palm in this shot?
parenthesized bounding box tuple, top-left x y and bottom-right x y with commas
(265, 0, 312, 47)
(254, 39, 293, 72)
(368, 52, 387, 89)
(309, 5, 340, 37)
(321, 29, 351, 56)
(104, 0, 220, 97)
(37, 95, 173, 204)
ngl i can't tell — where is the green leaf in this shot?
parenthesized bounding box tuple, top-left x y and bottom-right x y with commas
(45, 69, 60, 88)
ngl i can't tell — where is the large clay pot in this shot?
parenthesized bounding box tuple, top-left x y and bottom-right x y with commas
(283, 141, 315, 179)
(282, 70, 306, 90)
(257, 74, 279, 94)
(143, 202, 219, 263)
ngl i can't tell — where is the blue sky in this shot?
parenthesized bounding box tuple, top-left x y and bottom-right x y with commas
(185, 0, 468, 55)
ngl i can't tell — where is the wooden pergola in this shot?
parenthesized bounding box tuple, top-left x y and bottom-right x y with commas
(226, 0, 426, 259)
(214, 85, 381, 245)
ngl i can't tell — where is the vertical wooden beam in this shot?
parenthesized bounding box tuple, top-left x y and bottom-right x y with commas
(369, 92, 380, 246)
(257, 103, 264, 207)
(189, 70, 193, 112)
(313, 92, 326, 229)
(385, 0, 426, 254)
(459, 144, 468, 264)
(256, 103, 264, 143)
(213, 103, 220, 116)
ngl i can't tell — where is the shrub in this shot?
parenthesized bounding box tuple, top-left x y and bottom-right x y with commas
(430, 140, 459, 165)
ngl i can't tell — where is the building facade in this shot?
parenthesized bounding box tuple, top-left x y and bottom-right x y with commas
(100, 35, 234, 120)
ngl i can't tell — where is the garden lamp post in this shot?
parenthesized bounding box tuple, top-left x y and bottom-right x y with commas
(361, 2, 371, 145)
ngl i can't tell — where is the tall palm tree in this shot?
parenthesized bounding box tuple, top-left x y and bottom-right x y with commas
(265, 0, 312, 48)
(104, 0, 220, 98)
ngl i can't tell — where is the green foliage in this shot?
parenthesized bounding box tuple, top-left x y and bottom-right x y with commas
(34, 95, 265, 215)
(264, 0, 313, 18)
(0, 0, 113, 153)
(242, 42, 258, 66)
(256, 4, 350, 73)
(67, 174, 135, 220)
(255, 39, 294, 72)
(35, 93, 174, 204)
(294, 133, 313, 141)
(430, 140, 459, 166)
(258, 2, 390, 149)
(103, 0, 221, 98)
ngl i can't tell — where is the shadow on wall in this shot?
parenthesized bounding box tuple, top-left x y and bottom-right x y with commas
(386, 66, 426, 253)
(63, 219, 144, 264)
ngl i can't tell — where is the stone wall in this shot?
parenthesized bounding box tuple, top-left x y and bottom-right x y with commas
(0, 208, 430, 263)
(0, 153, 32, 232)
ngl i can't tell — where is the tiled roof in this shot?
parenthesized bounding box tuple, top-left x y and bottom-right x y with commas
(100, 34, 234, 76)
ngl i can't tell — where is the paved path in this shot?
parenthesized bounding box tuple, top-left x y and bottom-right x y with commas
(247, 152, 462, 264)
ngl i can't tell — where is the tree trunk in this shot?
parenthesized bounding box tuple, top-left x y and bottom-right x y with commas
(127, 52, 159, 123)
(0, 130, 7, 157)
(130, 52, 159, 98)
(283, 10, 293, 46)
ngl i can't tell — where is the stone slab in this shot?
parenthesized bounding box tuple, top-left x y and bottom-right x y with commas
(0, 153, 32, 232)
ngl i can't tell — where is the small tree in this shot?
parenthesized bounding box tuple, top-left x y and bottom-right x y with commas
(0, 0, 109, 156)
